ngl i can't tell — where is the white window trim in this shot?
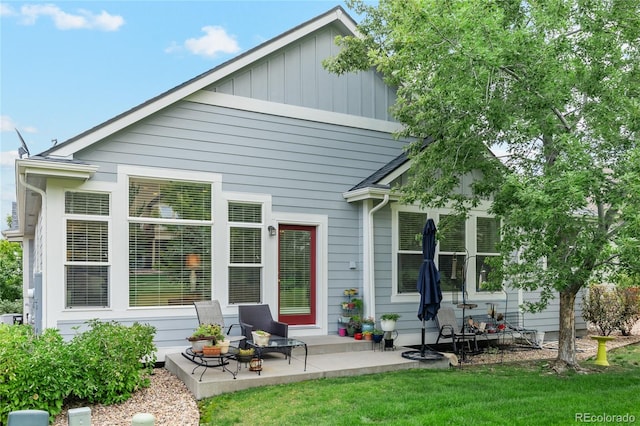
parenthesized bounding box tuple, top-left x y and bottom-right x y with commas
(390, 203, 504, 304)
(117, 165, 222, 311)
(63, 190, 111, 309)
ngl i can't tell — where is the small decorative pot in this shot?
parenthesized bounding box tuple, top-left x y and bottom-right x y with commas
(189, 338, 213, 353)
(338, 327, 347, 337)
(373, 333, 384, 343)
(218, 339, 231, 354)
(252, 331, 271, 346)
(249, 357, 263, 371)
(364, 333, 372, 341)
(354, 332, 363, 340)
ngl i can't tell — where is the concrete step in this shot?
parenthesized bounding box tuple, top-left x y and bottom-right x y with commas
(299, 335, 384, 355)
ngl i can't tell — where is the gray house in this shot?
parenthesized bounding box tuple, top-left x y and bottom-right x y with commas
(10, 7, 582, 359)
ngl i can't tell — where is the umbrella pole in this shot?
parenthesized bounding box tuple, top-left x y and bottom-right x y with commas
(421, 318, 426, 357)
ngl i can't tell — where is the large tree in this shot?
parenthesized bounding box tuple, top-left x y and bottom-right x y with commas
(326, 0, 640, 369)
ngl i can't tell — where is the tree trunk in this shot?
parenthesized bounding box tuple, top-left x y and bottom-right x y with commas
(555, 288, 578, 368)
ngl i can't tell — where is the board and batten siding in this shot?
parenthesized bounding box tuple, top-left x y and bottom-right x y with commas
(209, 25, 396, 122)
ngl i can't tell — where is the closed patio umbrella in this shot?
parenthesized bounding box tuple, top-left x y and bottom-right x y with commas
(417, 218, 442, 356)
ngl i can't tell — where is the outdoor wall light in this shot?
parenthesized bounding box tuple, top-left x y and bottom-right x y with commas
(267, 225, 277, 237)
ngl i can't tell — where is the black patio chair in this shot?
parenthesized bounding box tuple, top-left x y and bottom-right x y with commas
(238, 304, 289, 357)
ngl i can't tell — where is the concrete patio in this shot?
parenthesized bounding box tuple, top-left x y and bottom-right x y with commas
(165, 335, 453, 399)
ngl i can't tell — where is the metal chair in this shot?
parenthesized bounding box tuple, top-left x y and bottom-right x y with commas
(503, 311, 540, 348)
(238, 304, 289, 356)
(193, 300, 245, 346)
(436, 307, 478, 354)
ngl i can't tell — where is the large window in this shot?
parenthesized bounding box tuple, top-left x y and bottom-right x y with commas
(128, 178, 212, 307)
(65, 192, 110, 308)
(394, 208, 500, 297)
(397, 212, 427, 293)
(228, 202, 263, 304)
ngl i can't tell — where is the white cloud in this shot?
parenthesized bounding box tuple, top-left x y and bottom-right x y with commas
(0, 3, 16, 16)
(0, 115, 17, 132)
(183, 26, 241, 58)
(19, 4, 124, 31)
(0, 150, 19, 167)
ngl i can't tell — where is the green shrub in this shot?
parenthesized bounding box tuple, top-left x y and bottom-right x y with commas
(0, 298, 23, 315)
(68, 320, 157, 404)
(0, 325, 73, 424)
(0, 320, 156, 424)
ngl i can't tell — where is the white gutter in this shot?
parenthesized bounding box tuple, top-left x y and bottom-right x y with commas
(18, 173, 46, 329)
(364, 194, 389, 320)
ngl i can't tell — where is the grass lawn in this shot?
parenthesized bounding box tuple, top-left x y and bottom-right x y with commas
(199, 344, 640, 425)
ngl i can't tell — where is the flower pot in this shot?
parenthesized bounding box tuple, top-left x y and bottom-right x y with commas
(252, 331, 271, 346)
(354, 332, 363, 340)
(361, 323, 374, 333)
(364, 333, 372, 341)
(338, 327, 347, 337)
(373, 333, 384, 343)
(189, 338, 213, 353)
(203, 345, 221, 356)
(381, 319, 396, 332)
(218, 339, 231, 354)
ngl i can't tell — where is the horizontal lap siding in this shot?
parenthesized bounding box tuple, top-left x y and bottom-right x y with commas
(75, 101, 404, 341)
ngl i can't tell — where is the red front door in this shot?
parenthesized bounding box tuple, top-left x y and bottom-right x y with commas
(278, 225, 316, 325)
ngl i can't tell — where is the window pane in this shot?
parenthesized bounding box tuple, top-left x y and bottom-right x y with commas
(477, 217, 500, 253)
(476, 255, 497, 292)
(398, 253, 422, 293)
(229, 203, 262, 223)
(399, 212, 427, 251)
(279, 229, 311, 314)
(230, 228, 261, 263)
(439, 215, 465, 252)
(129, 178, 211, 221)
(439, 254, 464, 293)
(66, 265, 109, 308)
(129, 223, 211, 306)
(67, 220, 108, 262)
(65, 192, 109, 216)
(229, 267, 261, 303)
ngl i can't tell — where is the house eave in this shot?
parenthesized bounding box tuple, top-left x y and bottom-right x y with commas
(343, 187, 400, 203)
(15, 158, 99, 237)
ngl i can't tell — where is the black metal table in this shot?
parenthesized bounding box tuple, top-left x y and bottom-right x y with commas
(182, 346, 239, 381)
(246, 338, 308, 375)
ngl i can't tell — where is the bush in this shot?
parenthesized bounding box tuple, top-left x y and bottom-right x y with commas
(68, 320, 156, 404)
(0, 320, 156, 424)
(0, 298, 23, 315)
(582, 285, 640, 336)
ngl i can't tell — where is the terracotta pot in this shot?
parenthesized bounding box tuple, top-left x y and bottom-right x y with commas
(203, 345, 221, 356)
(364, 334, 372, 341)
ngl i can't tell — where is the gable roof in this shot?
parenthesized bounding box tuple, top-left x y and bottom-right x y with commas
(42, 6, 358, 158)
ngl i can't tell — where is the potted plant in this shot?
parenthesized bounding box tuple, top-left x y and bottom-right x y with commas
(361, 316, 375, 333)
(372, 329, 384, 343)
(362, 330, 373, 341)
(347, 315, 362, 336)
(202, 344, 222, 356)
(380, 313, 400, 331)
(251, 330, 271, 346)
(187, 323, 224, 352)
(237, 348, 255, 364)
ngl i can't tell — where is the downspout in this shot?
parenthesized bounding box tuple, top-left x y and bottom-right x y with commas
(19, 173, 46, 331)
(365, 194, 389, 320)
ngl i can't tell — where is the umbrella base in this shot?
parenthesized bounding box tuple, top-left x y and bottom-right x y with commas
(401, 349, 445, 362)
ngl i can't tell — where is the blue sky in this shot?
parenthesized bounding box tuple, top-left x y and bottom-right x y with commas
(0, 0, 360, 231)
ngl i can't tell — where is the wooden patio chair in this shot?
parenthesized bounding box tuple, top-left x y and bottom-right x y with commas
(193, 300, 245, 346)
(435, 307, 478, 354)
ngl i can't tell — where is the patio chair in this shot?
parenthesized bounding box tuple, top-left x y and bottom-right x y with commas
(503, 311, 540, 348)
(193, 300, 245, 346)
(238, 304, 289, 357)
(435, 307, 478, 354)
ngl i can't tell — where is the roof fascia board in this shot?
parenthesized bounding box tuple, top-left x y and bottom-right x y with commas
(48, 8, 358, 158)
(186, 91, 403, 134)
(343, 187, 400, 203)
(377, 158, 413, 185)
(17, 159, 98, 181)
